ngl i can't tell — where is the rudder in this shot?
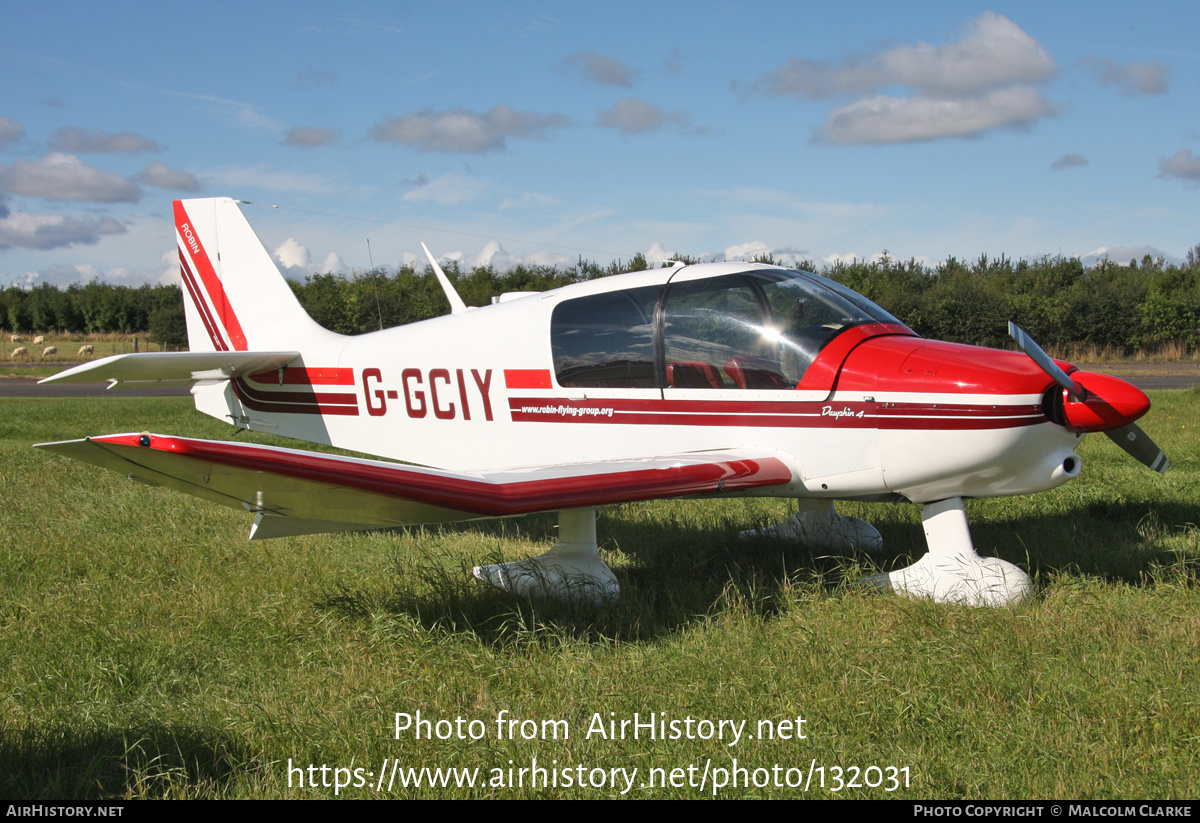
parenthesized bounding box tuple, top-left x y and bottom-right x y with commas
(175, 198, 333, 353)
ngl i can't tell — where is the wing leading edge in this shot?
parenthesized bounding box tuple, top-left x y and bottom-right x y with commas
(35, 434, 795, 539)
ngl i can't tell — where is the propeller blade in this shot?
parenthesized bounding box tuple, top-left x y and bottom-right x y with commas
(1105, 423, 1170, 474)
(1009, 321, 1169, 473)
(1008, 321, 1084, 399)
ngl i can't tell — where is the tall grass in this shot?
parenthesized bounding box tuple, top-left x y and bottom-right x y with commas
(1, 393, 1196, 798)
(1044, 340, 1200, 363)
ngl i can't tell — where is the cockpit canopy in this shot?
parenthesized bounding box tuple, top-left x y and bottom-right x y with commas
(551, 268, 906, 390)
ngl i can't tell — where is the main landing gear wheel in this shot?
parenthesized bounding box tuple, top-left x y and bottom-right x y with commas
(473, 508, 618, 604)
(740, 499, 883, 553)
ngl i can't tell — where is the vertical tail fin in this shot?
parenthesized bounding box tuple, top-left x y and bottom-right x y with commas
(174, 198, 336, 353)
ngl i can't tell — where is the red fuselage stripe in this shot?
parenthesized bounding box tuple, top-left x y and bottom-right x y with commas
(246, 367, 356, 386)
(507, 397, 1044, 430)
(504, 369, 553, 389)
(232, 378, 360, 416)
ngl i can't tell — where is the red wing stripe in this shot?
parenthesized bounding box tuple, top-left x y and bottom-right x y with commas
(174, 200, 248, 351)
(95, 435, 791, 516)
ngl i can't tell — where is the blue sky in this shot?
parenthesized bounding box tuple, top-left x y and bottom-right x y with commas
(2, 1, 1197, 288)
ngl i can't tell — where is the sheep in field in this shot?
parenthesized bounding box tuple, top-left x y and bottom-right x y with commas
(41, 346, 58, 357)
(33, 335, 45, 345)
(10, 347, 28, 359)
(10, 335, 22, 343)
(78, 344, 94, 356)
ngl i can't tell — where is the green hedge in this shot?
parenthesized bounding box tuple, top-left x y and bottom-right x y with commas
(5, 247, 1198, 354)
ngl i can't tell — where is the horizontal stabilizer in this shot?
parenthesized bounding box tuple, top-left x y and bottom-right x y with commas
(35, 433, 794, 538)
(39, 351, 300, 388)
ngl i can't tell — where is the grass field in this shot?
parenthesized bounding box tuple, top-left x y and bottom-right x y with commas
(1, 393, 1197, 799)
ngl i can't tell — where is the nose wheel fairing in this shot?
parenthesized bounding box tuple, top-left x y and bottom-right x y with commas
(859, 497, 1034, 606)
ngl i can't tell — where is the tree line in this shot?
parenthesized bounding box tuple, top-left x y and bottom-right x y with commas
(2, 281, 185, 345)
(3, 247, 1198, 354)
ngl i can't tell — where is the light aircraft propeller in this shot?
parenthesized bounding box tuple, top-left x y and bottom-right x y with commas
(1008, 321, 1169, 473)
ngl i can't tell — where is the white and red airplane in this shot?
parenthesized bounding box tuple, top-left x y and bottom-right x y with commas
(37, 198, 1168, 607)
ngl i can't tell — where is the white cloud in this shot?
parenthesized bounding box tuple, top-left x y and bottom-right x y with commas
(748, 12, 1058, 145)
(467, 240, 571, 270)
(0, 116, 23, 147)
(400, 171, 488, 205)
(274, 237, 311, 270)
(718, 241, 814, 267)
(596, 98, 705, 135)
(645, 242, 676, 265)
(0, 210, 127, 251)
(369, 106, 569, 153)
(1051, 153, 1088, 171)
(1080, 245, 1174, 268)
(1081, 56, 1169, 96)
(751, 12, 1054, 101)
(562, 52, 639, 88)
(519, 250, 574, 268)
(50, 127, 161, 153)
(879, 12, 1055, 96)
(136, 161, 201, 191)
(722, 240, 773, 261)
(822, 86, 1056, 144)
(0, 154, 141, 202)
(272, 237, 348, 280)
(285, 126, 340, 147)
(16, 263, 105, 287)
(17, 255, 176, 288)
(403, 242, 573, 272)
(1157, 149, 1200, 186)
(468, 240, 505, 269)
(744, 56, 879, 101)
(319, 251, 348, 273)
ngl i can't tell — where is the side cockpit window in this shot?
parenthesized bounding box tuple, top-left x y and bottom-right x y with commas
(551, 285, 662, 388)
(664, 271, 876, 389)
(550, 270, 887, 391)
(663, 275, 784, 389)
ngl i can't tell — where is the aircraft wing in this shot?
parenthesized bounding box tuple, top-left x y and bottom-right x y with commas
(39, 351, 300, 389)
(34, 434, 795, 540)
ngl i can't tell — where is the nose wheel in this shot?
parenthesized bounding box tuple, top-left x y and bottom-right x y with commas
(861, 497, 1033, 607)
